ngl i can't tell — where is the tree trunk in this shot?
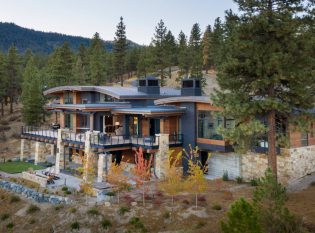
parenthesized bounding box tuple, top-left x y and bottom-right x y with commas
(169, 66, 172, 79)
(267, 109, 277, 179)
(120, 75, 123, 87)
(10, 97, 13, 114)
(142, 191, 145, 206)
(1, 101, 4, 116)
(195, 193, 198, 209)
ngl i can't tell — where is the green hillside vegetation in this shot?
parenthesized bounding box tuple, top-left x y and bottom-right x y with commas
(0, 22, 139, 54)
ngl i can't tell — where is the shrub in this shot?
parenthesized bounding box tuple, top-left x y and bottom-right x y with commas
(182, 199, 190, 205)
(69, 207, 77, 213)
(9, 115, 19, 121)
(101, 218, 112, 229)
(222, 171, 229, 181)
(55, 205, 64, 211)
(1, 195, 5, 200)
(253, 169, 305, 233)
(221, 198, 262, 233)
(0, 213, 10, 221)
(105, 191, 116, 196)
(212, 204, 222, 210)
(236, 176, 243, 184)
(118, 206, 130, 216)
(129, 217, 147, 232)
(87, 208, 99, 216)
(162, 211, 170, 219)
(6, 222, 14, 229)
(310, 181, 315, 186)
(27, 204, 40, 214)
(29, 219, 36, 224)
(250, 178, 259, 186)
(0, 120, 9, 125)
(65, 190, 72, 195)
(70, 221, 80, 230)
(10, 195, 21, 203)
(195, 221, 206, 229)
(0, 125, 10, 131)
(197, 196, 206, 202)
(61, 186, 68, 192)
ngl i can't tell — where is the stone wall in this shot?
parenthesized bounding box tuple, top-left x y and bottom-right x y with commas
(0, 180, 71, 205)
(241, 145, 315, 184)
(22, 172, 47, 188)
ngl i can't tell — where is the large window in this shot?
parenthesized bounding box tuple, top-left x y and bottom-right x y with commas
(198, 111, 225, 140)
(64, 92, 73, 104)
(129, 116, 140, 136)
(65, 114, 73, 129)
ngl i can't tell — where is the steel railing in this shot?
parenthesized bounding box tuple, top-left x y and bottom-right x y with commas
(21, 126, 58, 138)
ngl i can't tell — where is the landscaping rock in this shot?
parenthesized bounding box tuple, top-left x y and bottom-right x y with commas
(104, 201, 111, 207)
(0, 180, 72, 205)
(131, 201, 137, 207)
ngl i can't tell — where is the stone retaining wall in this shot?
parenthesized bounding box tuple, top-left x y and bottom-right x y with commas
(22, 172, 47, 188)
(0, 180, 71, 205)
(241, 145, 315, 184)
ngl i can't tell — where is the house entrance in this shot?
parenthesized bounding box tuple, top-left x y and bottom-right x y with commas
(149, 118, 160, 136)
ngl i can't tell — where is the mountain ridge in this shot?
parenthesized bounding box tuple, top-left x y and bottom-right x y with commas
(0, 22, 139, 54)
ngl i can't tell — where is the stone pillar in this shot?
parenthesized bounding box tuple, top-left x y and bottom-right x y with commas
(51, 144, 55, 156)
(55, 129, 68, 174)
(89, 114, 94, 131)
(83, 130, 93, 181)
(155, 134, 169, 179)
(20, 139, 25, 161)
(60, 112, 65, 128)
(34, 141, 40, 165)
(97, 154, 105, 182)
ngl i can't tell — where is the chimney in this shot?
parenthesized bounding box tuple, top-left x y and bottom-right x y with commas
(181, 78, 202, 96)
(138, 77, 160, 95)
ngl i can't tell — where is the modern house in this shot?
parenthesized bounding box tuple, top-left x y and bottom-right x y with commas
(20, 77, 315, 184)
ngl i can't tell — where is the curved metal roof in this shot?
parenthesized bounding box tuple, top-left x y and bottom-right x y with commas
(43, 86, 181, 99)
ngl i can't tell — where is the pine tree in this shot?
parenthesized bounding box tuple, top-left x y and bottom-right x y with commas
(6, 45, 21, 113)
(137, 47, 152, 78)
(177, 31, 190, 78)
(164, 30, 177, 79)
(113, 17, 128, 86)
(73, 55, 88, 85)
(47, 42, 74, 87)
(213, 0, 315, 178)
(0, 52, 7, 116)
(88, 33, 106, 85)
(152, 20, 167, 86)
(210, 18, 224, 68)
(21, 57, 44, 125)
(202, 25, 212, 73)
(189, 23, 204, 84)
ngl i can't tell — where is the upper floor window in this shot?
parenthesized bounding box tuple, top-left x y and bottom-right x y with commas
(198, 111, 228, 140)
(64, 92, 73, 104)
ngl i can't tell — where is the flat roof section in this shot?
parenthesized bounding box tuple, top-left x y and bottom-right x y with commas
(155, 96, 213, 105)
(111, 106, 186, 116)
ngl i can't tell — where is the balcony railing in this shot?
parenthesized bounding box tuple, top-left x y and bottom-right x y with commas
(21, 126, 183, 149)
(21, 126, 58, 139)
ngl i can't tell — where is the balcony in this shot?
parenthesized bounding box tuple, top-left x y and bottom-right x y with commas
(21, 126, 183, 150)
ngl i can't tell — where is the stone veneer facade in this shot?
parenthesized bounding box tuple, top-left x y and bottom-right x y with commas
(241, 145, 315, 184)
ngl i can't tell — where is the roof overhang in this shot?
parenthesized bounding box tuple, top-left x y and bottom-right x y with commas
(45, 103, 131, 112)
(111, 106, 186, 117)
(155, 96, 213, 105)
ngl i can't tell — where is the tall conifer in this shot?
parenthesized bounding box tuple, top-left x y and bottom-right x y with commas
(214, 0, 315, 178)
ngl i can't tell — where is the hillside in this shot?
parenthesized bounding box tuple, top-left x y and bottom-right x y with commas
(0, 22, 139, 53)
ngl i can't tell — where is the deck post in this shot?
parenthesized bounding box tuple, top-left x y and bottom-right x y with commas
(55, 129, 68, 174)
(34, 141, 40, 165)
(97, 154, 106, 182)
(51, 144, 55, 156)
(20, 139, 25, 161)
(155, 134, 169, 179)
(83, 130, 94, 181)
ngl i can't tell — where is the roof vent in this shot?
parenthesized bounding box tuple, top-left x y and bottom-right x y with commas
(181, 78, 202, 96)
(138, 76, 160, 95)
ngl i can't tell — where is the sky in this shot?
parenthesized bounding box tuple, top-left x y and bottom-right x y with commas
(0, 0, 238, 45)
